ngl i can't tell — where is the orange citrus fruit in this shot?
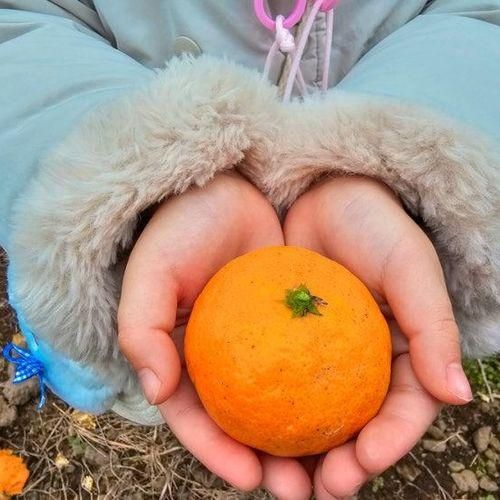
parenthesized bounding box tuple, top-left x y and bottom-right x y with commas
(0, 449, 29, 495)
(185, 246, 391, 457)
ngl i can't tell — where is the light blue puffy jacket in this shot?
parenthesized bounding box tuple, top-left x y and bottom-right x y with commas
(0, 0, 499, 424)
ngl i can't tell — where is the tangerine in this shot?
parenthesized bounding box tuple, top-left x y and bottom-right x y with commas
(185, 246, 391, 457)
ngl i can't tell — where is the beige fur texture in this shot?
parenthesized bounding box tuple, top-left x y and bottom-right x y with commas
(7, 57, 499, 419)
(244, 91, 500, 358)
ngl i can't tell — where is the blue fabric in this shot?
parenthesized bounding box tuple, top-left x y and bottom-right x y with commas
(7, 268, 117, 413)
(337, 13, 500, 140)
(0, 9, 152, 248)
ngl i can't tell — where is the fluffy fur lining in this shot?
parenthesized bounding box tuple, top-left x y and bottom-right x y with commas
(8, 55, 282, 397)
(243, 90, 500, 358)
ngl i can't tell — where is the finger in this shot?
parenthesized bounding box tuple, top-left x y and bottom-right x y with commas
(383, 236, 472, 404)
(118, 177, 283, 405)
(356, 354, 441, 474)
(313, 458, 338, 500)
(159, 373, 262, 491)
(118, 251, 181, 404)
(260, 454, 312, 500)
(321, 442, 371, 498)
(171, 325, 186, 365)
(300, 455, 319, 481)
(388, 319, 409, 358)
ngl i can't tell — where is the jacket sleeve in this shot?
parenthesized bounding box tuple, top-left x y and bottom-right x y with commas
(249, 0, 500, 358)
(0, 5, 280, 420)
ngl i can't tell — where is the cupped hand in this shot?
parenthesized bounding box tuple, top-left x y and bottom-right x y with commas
(284, 176, 472, 499)
(118, 173, 312, 498)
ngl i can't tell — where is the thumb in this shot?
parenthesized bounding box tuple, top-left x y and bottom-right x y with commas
(383, 237, 472, 405)
(118, 248, 182, 405)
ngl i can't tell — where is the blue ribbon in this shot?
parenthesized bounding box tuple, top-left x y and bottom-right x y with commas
(2, 342, 46, 409)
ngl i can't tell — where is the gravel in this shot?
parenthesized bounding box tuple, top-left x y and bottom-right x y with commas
(451, 469, 479, 493)
(426, 425, 446, 440)
(448, 460, 465, 472)
(478, 475, 499, 492)
(396, 464, 421, 482)
(0, 394, 16, 427)
(491, 435, 500, 452)
(473, 426, 492, 453)
(422, 439, 447, 453)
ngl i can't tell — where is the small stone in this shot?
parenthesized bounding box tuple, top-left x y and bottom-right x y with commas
(422, 439, 447, 453)
(2, 374, 38, 406)
(427, 425, 446, 440)
(396, 464, 421, 482)
(436, 419, 447, 431)
(449, 435, 465, 447)
(451, 470, 479, 493)
(491, 436, 500, 452)
(480, 401, 492, 412)
(448, 461, 465, 473)
(485, 449, 499, 462)
(84, 447, 108, 467)
(486, 460, 498, 476)
(473, 426, 492, 453)
(479, 475, 499, 492)
(0, 395, 17, 427)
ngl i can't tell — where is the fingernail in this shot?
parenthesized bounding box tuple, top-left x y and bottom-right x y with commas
(446, 363, 473, 402)
(138, 368, 161, 404)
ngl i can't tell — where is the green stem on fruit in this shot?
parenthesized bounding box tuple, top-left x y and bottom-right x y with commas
(285, 284, 327, 317)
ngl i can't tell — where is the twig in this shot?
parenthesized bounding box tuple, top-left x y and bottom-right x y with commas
(470, 453, 479, 468)
(438, 431, 467, 446)
(410, 452, 453, 500)
(478, 359, 494, 402)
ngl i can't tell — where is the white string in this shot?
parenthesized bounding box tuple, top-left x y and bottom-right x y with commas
(262, 15, 307, 97)
(262, 4, 335, 100)
(321, 8, 334, 91)
(283, 0, 324, 102)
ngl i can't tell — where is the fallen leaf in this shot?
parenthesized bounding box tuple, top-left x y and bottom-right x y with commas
(54, 453, 70, 469)
(81, 475, 93, 493)
(0, 449, 29, 495)
(71, 411, 97, 430)
(11, 333, 25, 347)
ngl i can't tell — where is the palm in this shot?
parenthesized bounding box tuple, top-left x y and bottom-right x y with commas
(284, 176, 470, 498)
(118, 173, 312, 498)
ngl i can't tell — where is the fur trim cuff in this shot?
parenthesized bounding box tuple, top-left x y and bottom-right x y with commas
(246, 91, 500, 358)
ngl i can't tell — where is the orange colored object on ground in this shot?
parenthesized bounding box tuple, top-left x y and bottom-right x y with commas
(0, 449, 29, 495)
(185, 246, 391, 457)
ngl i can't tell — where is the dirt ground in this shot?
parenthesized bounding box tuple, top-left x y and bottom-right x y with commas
(0, 249, 499, 500)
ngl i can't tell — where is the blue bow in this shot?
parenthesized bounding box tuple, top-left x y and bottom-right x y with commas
(2, 342, 46, 409)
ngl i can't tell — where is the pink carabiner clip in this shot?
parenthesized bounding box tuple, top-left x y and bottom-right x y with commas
(253, 0, 307, 30)
(320, 0, 340, 12)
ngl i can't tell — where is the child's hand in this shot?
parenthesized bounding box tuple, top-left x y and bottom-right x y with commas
(284, 176, 473, 498)
(117, 173, 313, 497)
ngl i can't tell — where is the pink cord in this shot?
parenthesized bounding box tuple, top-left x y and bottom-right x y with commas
(253, 0, 307, 30)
